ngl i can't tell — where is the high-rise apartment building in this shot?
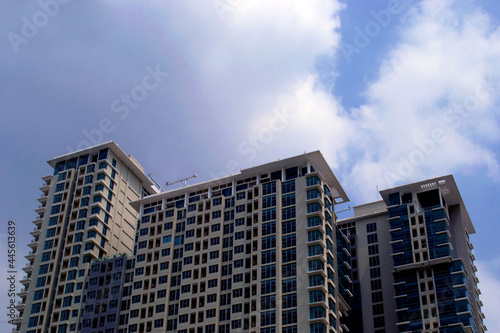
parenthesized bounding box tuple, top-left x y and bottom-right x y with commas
(338, 175, 487, 333)
(15, 143, 486, 333)
(115, 150, 351, 333)
(15, 142, 158, 333)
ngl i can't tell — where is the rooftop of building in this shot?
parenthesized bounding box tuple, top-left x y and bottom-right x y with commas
(338, 175, 475, 234)
(130, 150, 349, 210)
(379, 174, 474, 234)
(48, 141, 158, 194)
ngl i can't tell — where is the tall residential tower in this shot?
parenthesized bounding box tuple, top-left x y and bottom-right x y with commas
(115, 151, 351, 333)
(338, 175, 487, 333)
(16, 142, 158, 333)
(16, 144, 486, 333)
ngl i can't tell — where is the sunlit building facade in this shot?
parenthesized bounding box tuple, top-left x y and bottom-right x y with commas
(116, 151, 351, 333)
(16, 143, 486, 333)
(16, 142, 158, 333)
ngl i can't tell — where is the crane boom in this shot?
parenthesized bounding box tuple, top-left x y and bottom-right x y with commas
(166, 174, 198, 187)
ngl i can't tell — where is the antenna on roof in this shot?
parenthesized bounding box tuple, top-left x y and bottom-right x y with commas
(166, 174, 198, 187)
(148, 174, 165, 193)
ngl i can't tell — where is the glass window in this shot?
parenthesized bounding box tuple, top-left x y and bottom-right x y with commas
(262, 208, 276, 222)
(282, 309, 297, 325)
(262, 236, 276, 250)
(261, 264, 276, 279)
(282, 248, 296, 263)
(282, 220, 296, 234)
(41, 252, 51, 262)
(283, 294, 297, 309)
(282, 234, 296, 248)
(262, 195, 276, 208)
(282, 263, 297, 278)
(282, 193, 295, 207)
(282, 180, 295, 194)
(306, 176, 321, 187)
(282, 206, 296, 220)
(261, 279, 276, 295)
(262, 250, 276, 264)
(260, 310, 276, 326)
(262, 221, 276, 236)
(50, 205, 61, 215)
(261, 295, 276, 310)
(262, 182, 276, 195)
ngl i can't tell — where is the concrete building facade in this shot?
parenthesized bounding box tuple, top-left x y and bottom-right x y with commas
(16, 143, 486, 333)
(119, 150, 351, 333)
(16, 142, 158, 333)
(338, 175, 487, 333)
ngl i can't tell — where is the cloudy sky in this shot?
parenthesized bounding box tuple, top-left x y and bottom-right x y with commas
(1, 0, 500, 330)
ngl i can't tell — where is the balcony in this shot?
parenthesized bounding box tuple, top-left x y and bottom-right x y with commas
(307, 237, 326, 248)
(17, 288, 28, 297)
(37, 194, 48, 205)
(20, 275, 31, 285)
(22, 262, 34, 273)
(30, 227, 41, 237)
(306, 209, 325, 221)
(15, 301, 25, 311)
(307, 223, 326, 234)
(396, 320, 411, 327)
(32, 217, 43, 228)
(83, 249, 99, 260)
(12, 316, 23, 324)
(309, 299, 329, 311)
(25, 251, 36, 261)
(27, 239, 39, 249)
(90, 200, 106, 212)
(35, 206, 46, 215)
(306, 195, 325, 206)
(308, 269, 327, 279)
(309, 315, 329, 327)
(40, 182, 50, 193)
(308, 284, 328, 294)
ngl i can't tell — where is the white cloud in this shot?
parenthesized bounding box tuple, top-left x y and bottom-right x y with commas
(239, 74, 353, 170)
(476, 258, 500, 332)
(76, 0, 348, 183)
(185, 0, 500, 209)
(2, 1, 500, 330)
(231, 0, 500, 206)
(342, 0, 500, 200)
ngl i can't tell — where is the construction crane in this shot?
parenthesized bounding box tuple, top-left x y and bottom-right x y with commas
(148, 174, 166, 193)
(166, 174, 198, 187)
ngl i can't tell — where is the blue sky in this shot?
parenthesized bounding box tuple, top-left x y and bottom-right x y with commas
(1, 0, 500, 330)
